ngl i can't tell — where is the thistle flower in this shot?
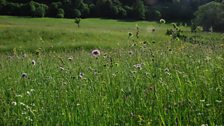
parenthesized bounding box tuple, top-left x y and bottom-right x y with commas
(91, 49, 101, 57)
(152, 28, 155, 32)
(68, 56, 73, 61)
(128, 51, 133, 55)
(160, 19, 166, 24)
(59, 66, 65, 71)
(79, 72, 84, 78)
(21, 73, 28, 78)
(128, 32, 133, 37)
(133, 64, 142, 70)
(31, 60, 36, 65)
(12, 101, 17, 106)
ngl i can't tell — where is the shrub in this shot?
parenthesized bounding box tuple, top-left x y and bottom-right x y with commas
(193, 1, 224, 32)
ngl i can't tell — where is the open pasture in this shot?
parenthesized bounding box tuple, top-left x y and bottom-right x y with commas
(0, 16, 223, 125)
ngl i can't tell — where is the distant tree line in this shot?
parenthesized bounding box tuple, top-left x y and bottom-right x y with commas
(0, 0, 223, 31)
(0, 0, 215, 20)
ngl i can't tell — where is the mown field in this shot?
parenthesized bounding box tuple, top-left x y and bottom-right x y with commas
(0, 16, 224, 125)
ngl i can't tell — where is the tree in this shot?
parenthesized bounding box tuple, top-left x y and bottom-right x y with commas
(133, 0, 145, 19)
(193, 1, 224, 32)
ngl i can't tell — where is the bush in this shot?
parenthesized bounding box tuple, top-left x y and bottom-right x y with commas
(193, 1, 224, 32)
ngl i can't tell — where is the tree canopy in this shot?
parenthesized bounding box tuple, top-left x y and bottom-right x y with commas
(0, 0, 219, 21)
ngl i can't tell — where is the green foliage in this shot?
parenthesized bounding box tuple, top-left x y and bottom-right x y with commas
(0, 16, 224, 125)
(74, 17, 81, 28)
(73, 9, 81, 17)
(0, 0, 218, 22)
(134, 0, 145, 19)
(193, 1, 224, 32)
(56, 8, 64, 18)
(166, 23, 187, 41)
(28, 1, 48, 17)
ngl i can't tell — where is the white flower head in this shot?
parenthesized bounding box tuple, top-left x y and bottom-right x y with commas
(68, 56, 73, 61)
(59, 66, 65, 71)
(91, 49, 101, 57)
(21, 73, 28, 78)
(31, 60, 36, 65)
(133, 64, 143, 70)
(79, 72, 84, 78)
(12, 101, 17, 106)
(160, 19, 166, 24)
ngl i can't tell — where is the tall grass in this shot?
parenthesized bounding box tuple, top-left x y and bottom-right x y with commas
(0, 16, 223, 125)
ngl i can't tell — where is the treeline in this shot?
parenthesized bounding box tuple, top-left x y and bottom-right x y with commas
(0, 0, 215, 20)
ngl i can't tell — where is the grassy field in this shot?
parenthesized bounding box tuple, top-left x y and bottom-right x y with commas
(0, 16, 224, 125)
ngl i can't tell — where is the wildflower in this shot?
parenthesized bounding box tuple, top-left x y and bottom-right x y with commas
(21, 73, 28, 78)
(79, 72, 84, 78)
(31, 60, 36, 65)
(91, 49, 101, 57)
(12, 101, 17, 106)
(160, 19, 166, 24)
(133, 64, 143, 70)
(77, 103, 80, 106)
(128, 32, 133, 37)
(59, 66, 65, 71)
(128, 51, 133, 55)
(68, 56, 73, 61)
(19, 102, 26, 106)
(152, 28, 155, 32)
(164, 68, 170, 75)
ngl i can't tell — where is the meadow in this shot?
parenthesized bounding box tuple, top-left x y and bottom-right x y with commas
(0, 16, 223, 125)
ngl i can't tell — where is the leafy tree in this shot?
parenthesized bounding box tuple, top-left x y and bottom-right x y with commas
(73, 9, 81, 17)
(56, 8, 64, 18)
(193, 1, 224, 32)
(133, 0, 145, 19)
(35, 4, 48, 17)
